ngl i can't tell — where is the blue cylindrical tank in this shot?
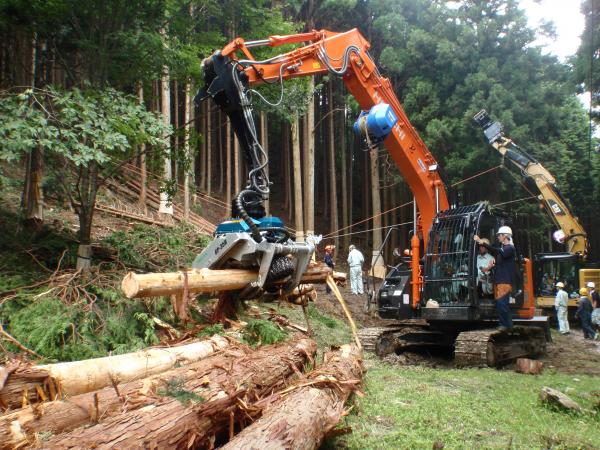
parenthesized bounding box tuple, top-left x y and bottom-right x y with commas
(366, 103, 397, 139)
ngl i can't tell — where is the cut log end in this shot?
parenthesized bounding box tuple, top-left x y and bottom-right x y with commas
(121, 272, 140, 298)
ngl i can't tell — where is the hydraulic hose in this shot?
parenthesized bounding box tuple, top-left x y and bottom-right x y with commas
(235, 190, 263, 243)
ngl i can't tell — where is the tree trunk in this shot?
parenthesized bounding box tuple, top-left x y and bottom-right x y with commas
(260, 111, 269, 214)
(22, 32, 43, 228)
(183, 79, 192, 220)
(340, 108, 349, 251)
(206, 101, 212, 196)
(234, 134, 240, 194)
(0, 338, 236, 448)
(370, 147, 384, 277)
(218, 110, 224, 194)
(75, 162, 99, 271)
(292, 115, 304, 242)
(327, 81, 339, 253)
(173, 79, 179, 183)
(159, 28, 173, 215)
(226, 118, 232, 209)
(42, 337, 316, 450)
(304, 79, 315, 237)
(221, 344, 363, 450)
(138, 83, 147, 213)
(283, 123, 292, 220)
(199, 101, 206, 192)
(23, 145, 44, 227)
(0, 336, 228, 412)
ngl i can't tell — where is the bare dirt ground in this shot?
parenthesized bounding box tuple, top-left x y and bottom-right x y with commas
(314, 280, 600, 376)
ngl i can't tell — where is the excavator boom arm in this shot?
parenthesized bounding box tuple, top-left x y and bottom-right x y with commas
(474, 110, 588, 257)
(206, 28, 449, 246)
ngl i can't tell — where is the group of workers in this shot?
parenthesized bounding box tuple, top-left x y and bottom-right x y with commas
(555, 281, 600, 339)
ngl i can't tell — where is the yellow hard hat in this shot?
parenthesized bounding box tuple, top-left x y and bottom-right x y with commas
(579, 287, 588, 296)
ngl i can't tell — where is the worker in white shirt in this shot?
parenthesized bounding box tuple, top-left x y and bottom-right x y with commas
(554, 281, 570, 335)
(347, 245, 365, 295)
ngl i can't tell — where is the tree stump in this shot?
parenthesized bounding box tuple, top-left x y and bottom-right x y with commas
(515, 358, 543, 375)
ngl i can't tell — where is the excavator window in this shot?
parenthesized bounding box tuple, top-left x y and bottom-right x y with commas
(536, 257, 579, 297)
(424, 209, 476, 306)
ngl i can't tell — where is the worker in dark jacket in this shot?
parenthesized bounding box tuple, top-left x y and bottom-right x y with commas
(474, 226, 516, 330)
(576, 287, 596, 339)
(324, 245, 335, 293)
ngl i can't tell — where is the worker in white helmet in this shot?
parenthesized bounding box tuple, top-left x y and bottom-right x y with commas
(474, 225, 515, 330)
(554, 281, 570, 335)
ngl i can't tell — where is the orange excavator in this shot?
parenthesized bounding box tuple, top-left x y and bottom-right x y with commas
(193, 29, 548, 366)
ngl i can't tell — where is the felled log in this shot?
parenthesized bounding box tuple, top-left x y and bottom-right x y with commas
(0, 344, 250, 449)
(0, 335, 228, 411)
(121, 262, 344, 299)
(42, 336, 316, 449)
(222, 344, 363, 450)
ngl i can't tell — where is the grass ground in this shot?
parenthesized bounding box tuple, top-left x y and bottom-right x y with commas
(325, 356, 599, 449)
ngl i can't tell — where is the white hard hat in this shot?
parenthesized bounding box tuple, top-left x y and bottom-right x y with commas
(556, 282, 565, 288)
(349, 245, 355, 251)
(587, 281, 596, 289)
(497, 225, 512, 236)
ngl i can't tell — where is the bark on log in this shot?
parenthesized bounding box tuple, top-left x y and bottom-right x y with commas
(222, 344, 363, 450)
(0, 336, 228, 411)
(0, 343, 249, 449)
(121, 262, 343, 299)
(40, 336, 316, 449)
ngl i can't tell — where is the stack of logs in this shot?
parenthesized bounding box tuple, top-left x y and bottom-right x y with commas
(0, 335, 362, 449)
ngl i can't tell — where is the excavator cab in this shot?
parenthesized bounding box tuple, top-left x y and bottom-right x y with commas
(421, 202, 526, 322)
(378, 202, 531, 323)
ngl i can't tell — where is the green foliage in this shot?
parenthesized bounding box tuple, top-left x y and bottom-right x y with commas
(242, 319, 287, 347)
(1, 293, 162, 361)
(102, 223, 209, 271)
(307, 304, 339, 329)
(197, 323, 224, 338)
(157, 377, 205, 405)
(263, 303, 351, 352)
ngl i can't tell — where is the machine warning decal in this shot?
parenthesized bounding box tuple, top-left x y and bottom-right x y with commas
(417, 158, 427, 173)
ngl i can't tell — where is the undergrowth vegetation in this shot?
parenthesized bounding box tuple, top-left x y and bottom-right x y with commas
(0, 205, 209, 362)
(103, 223, 209, 271)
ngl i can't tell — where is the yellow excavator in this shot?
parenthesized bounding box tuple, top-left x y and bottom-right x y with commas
(474, 110, 600, 310)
